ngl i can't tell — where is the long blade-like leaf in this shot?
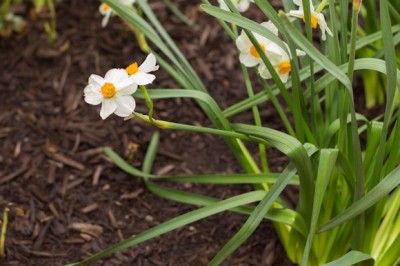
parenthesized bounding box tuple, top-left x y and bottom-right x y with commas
(319, 164, 400, 232)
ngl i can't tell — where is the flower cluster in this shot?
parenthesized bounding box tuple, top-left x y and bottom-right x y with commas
(236, 21, 305, 83)
(99, 0, 135, 27)
(289, 0, 332, 40)
(84, 53, 158, 119)
(217, 0, 254, 13)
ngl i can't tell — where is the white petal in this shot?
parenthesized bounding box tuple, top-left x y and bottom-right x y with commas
(218, 0, 229, 11)
(116, 79, 137, 95)
(261, 21, 278, 36)
(84, 83, 96, 94)
(100, 99, 117, 120)
(265, 43, 286, 63)
(131, 72, 156, 85)
(239, 53, 260, 67)
(236, 32, 251, 51)
(237, 0, 250, 12)
(119, 0, 135, 5)
(139, 53, 159, 73)
(254, 34, 272, 46)
(296, 49, 306, 56)
(101, 11, 112, 27)
(104, 68, 129, 84)
(308, 0, 316, 12)
(84, 87, 103, 105)
(316, 13, 332, 40)
(258, 64, 272, 80)
(280, 73, 289, 83)
(289, 10, 305, 19)
(89, 74, 104, 87)
(113, 96, 136, 117)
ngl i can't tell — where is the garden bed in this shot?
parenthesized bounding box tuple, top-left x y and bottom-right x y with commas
(0, 1, 300, 265)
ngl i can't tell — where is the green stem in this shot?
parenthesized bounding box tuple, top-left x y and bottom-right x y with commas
(133, 112, 266, 144)
(241, 65, 269, 173)
(164, 0, 194, 27)
(348, 2, 365, 251)
(315, 0, 328, 13)
(139, 85, 154, 121)
(257, 74, 295, 137)
(0, 208, 9, 260)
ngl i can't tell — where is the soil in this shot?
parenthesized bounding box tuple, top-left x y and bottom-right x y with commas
(0, 1, 380, 266)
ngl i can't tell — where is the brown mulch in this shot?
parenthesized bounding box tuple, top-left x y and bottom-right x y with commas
(0, 1, 295, 265)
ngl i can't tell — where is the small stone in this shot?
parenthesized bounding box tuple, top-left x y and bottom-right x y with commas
(145, 215, 154, 222)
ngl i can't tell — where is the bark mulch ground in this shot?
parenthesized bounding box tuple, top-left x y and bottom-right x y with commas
(0, 1, 333, 265)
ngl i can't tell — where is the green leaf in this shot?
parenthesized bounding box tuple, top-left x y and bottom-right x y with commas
(232, 124, 315, 222)
(105, 139, 307, 236)
(210, 163, 298, 265)
(103, 147, 153, 178)
(279, 12, 353, 93)
(301, 149, 338, 266)
(153, 173, 299, 185)
(201, 4, 289, 54)
(322, 250, 374, 266)
(319, 164, 400, 232)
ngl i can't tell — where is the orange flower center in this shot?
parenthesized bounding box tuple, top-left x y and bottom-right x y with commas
(278, 61, 291, 75)
(250, 43, 266, 59)
(101, 83, 116, 98)
(101, 3, 110, 12)
(302, 14, 319, 29)
(125, 62, 139, 75)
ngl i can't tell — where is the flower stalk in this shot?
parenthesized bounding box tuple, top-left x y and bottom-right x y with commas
(0, 208, 9, 261)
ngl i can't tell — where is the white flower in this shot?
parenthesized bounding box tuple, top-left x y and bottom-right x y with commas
(236, 21, 306, 83)
(258, 43, 306, 83)
(99, 0, 135, 27)
(217, 0, 254, 12)
(125, 53, 159, 85)
(289, 0, 333, 40)
(84, 69, 137, 119)
(236, 21, 281, 68)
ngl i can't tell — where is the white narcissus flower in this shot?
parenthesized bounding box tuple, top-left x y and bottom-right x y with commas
(125, 53, 159, 85)
(289, 0, 333, 40)
(217, 0, 254, 12)
(258, 43, 306, 83)
(236, 21, 306, 83)
(84, 69, 137, 120)
(236, 21, 281, 69)
(99, 0, 135, 27)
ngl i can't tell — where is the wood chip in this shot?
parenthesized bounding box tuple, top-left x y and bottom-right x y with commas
(33, 220, 52, 250)
(13, 141, 22, 157)
(63, 238, 86, 244)
(120, 188, 144, 200)
(79, 233, 93, 241)
(0, 166, 28, 185)
(157, 150, 184, 161)
(69, 222, 103, 238)
(77, 147, 104, 157)
(80, 203, 98, 214)
(155, 164, 175, 176)
(49, 153, 85, 170)
(199, 24, 211, 47)
(92, 165, 103, 186)
(48, 203, 60, 219)
(107, 208, 118, 228)
(71, 133, 81, 153)
(47, 162, 57, 184)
